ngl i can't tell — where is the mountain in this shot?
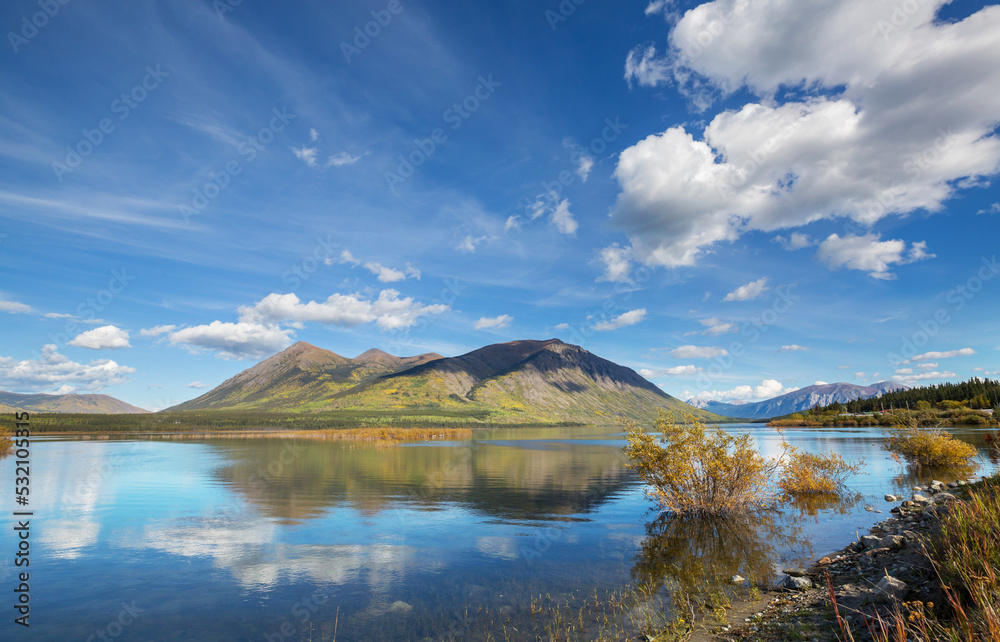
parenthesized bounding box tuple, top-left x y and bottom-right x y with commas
(0, 391, 148, 414)
(169, 342, 444, 412)
(168, 339, 724, 424)
(687, 381, 910, 420)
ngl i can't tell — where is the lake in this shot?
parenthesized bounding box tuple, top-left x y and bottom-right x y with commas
(3, 424, 997, 641)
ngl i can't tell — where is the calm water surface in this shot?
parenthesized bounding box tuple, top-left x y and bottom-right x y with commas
(2, 424, 997, 641)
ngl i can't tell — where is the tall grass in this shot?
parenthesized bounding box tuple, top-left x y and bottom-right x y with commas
(0, 425, 11, 457)
(869, 474, 1000, 642)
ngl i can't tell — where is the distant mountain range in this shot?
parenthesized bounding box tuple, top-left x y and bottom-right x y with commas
(687, 381, 910, 420)
(0, 391, 148, 414)
(169, 339, 724, 424)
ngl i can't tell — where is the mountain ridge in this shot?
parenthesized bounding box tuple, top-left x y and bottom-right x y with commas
(0, 391, 148, 414)
(168, 339, 724, 423)
(687, 381, 910, 420)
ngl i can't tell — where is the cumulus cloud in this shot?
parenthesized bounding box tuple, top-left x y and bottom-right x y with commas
(292, 146, 319, 167)
(817, 234, 934, 279)
(140, 325, 177, 337)
(670, 345, 729, 359)
(67, 325, 131, 350)
(168, 322, 294, 360)
(912, 348, 976, 361)
(773, 232, 814, 251)
(779, 344, 809, 352)
(550, 199, 579, 235)
(699, 317, 737, 335)
(723, 277, 769, 302)
(474, 314, 513, 330)
(0, 300, 31, 314)
(686, 379, 793, 402)
(0, 344, 135, 393)
(363, 262, 420, 283)
(640, 365, 700, 378)
(615, 1, 1000, 268)
(593, 308, 647, 332)
(239, 290, 449, 332)
(596, 243, 634, 283)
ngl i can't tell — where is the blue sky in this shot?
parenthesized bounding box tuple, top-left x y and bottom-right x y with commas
(1, 0, 998, 411)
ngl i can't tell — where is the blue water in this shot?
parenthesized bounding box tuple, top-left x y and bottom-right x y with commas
(0, 425, 994, 641)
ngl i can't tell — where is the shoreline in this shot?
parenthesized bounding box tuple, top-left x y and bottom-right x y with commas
(709, 475, 992, 641)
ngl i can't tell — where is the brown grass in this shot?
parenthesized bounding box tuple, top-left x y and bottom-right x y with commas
(777, 442, 864, 497)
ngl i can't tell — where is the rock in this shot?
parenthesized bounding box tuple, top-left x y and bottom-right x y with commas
(873, 575, 907, 602)
(912, 494, 929, 504)
(817, 557, 833, 565)
(890, 506, 901, 514)
(865, 505, 875, 512)
(783, 567, 808, 577)
(389, 600, 413, 615)
(902, 530, 920, 540)
(901, 500, 914, 507)
(884, 494, 897, 502)
(861, 535, 883, 550)
(881, 535, 906, 550)
(948, 482, 959, 489)
(730, 574, 746, 584)
(779, 575, 812, 591)
(932, 492, 957, 503)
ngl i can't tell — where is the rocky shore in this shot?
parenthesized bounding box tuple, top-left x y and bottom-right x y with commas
(714, 477, 987, 642)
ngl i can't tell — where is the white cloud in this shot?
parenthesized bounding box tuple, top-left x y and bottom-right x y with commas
(814, 381, 828, 386)
(363, 262, 420, 283)
(596, 243, 634, 283)
(893, 370, 958, 385)
(0, 300, 31, 314)
(687, 379, 792, 402)
(670, 345, 728, 359)
(551, 199, 579, 235)
(0, 344, 135, 393)
(292, 146, 318, 167)
(917, 362, 938, 371)
(554, 323, 570, 331)
(456, 234, 490, 253)
(723, 277, 769, 302)
(576, 155, 594, 182)
(239, 290, 449, 332)
(68, 325, 131, 350)
(188, 381, 209, 389)
(140, 325, 177, 337)
(779, 344, 809, 352)
(504, 216, 521, 232)
(334, 249, 360, 266)
(593, 308, 646, 332)
(640, 365, 700, 378)
(773, 232, 814, 251)
(474, 315, 513, 330)
(913, 348, 975, 361)
(309, 128, 319, 142)
(854, 372, 867, 380)
(168, 322, 294, 360)
(327, 151, 363, 167)
(978, 203, 1000, 215)
(699, 317, 737, 336)
(817, 234, 934, 279)
(615, 1, 1000, 267)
